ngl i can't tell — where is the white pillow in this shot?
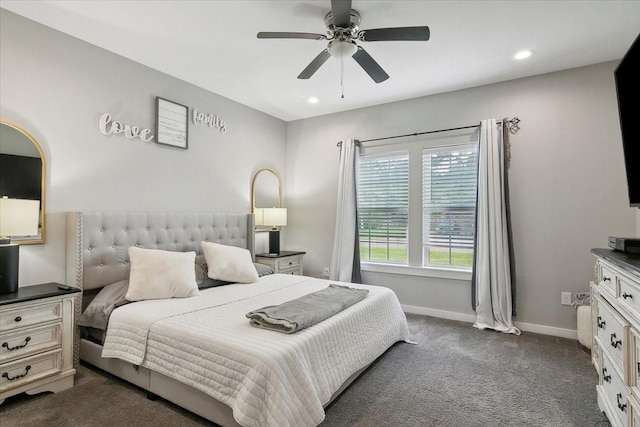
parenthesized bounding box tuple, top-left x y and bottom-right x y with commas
(201, 242, 259, 284)
(126, 247, 200, 301)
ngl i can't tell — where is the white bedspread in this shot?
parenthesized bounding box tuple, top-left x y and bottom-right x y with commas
(102, 274, 411, 427)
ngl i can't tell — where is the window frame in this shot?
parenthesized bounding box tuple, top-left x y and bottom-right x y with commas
(357, 128, 479, 279)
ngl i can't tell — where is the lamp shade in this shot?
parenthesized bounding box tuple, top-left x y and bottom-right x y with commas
(0, 198, 40, 238)
(262, 208, 287, 227)
(254, 208, 264, 226)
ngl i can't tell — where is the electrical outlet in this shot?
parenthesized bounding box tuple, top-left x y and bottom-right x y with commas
(561, 292, 572, 306)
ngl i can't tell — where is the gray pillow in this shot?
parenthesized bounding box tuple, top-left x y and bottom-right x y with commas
(195, 254, 208, 285)
(254, 263, 274, 277)
(78, 279, 129, 330)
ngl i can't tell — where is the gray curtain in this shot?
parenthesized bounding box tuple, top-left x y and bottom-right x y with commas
(471, 119, 518, 334)
(329, 139, 362, 283)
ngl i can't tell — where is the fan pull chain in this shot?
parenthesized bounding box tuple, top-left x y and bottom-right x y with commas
(340, 43, 345, 99)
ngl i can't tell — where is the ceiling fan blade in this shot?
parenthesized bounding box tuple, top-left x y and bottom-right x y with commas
(297, 49, 331, 79)
(360, 26, 430, 42)
(331, 0, 352, 28)
(352, 46, 389, 83)
(257, 32, 326, 40)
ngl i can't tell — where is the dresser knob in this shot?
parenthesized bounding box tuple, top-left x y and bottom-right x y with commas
(603, 276, 611, 282)
(623, 292, 633, 300)
(14, 316, 22, 323)
(597, 316, 606, 329)
(611, 333, 623, 349)
(603, 367, 612, 383)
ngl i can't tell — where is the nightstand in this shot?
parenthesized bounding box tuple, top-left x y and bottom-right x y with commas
(0, 283, 80, 404)
(255, 251, 306, 275)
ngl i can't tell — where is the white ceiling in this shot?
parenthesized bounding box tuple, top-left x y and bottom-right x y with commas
(2, 1, 639, 122)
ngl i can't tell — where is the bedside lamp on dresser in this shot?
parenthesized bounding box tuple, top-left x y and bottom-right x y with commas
(0, 197, 40, 294)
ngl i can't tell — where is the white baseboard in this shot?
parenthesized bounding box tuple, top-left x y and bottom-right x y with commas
(403, 304, 476, 323)
(402, 304, 578, 340)
(513, 321, 578, 340)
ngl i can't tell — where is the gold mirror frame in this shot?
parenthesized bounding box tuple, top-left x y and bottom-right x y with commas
(251, 168, 281, 232)
(0, 121, 46, 244)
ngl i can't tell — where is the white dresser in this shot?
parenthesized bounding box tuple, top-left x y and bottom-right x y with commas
(0, 283, 79, 404)
(591, 248, 640, 427)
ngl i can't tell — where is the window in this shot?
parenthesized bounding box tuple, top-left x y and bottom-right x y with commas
(422, 146, 477, 268)
(356, 130, 478, 272)
(357, 153, 409, 264)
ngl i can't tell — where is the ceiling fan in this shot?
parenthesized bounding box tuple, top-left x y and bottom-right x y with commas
(257, 0, 430, 84)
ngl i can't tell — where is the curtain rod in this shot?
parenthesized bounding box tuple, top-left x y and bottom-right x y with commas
(337, 117, 520, 146)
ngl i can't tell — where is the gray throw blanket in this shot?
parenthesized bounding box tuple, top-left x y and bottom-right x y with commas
(246, 284, 369, 334)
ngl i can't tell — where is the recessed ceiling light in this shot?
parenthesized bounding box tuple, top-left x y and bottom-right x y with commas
(308, 97, 319, 104)
(514, 50, 535, 60)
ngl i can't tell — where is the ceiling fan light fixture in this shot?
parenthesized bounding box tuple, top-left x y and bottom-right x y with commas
(328, 40, 358, 58)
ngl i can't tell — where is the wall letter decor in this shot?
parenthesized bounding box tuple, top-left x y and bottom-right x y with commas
(192, 108, 226, 133)
(99, 113, 154, 142)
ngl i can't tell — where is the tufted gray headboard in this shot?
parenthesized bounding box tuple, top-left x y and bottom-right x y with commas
(66, 212, 255, 292)
(65, 212, 254, 367)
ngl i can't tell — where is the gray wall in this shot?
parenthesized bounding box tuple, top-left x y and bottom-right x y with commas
(3, 9, 637, 334)
(0, 10, 286, 286)
(285, 62, 637, 332)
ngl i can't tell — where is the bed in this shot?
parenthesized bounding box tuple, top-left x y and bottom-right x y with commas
(66, 212, 411, 427)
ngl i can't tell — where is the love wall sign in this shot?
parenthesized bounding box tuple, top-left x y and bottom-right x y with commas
(99, 113, 154, 142)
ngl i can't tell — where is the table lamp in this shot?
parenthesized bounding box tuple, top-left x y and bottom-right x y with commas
(261, 207, 287, 254)
(0, 197, 40, 294)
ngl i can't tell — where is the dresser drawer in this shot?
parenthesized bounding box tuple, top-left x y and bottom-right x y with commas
(0, 349, 62, 392)
(599, 261, 619, 298)
(620, 276, 640, 322)
(630, 329, 640, 401)
(0, 300, 63, 333)
(600, 351, 630, 427)
(630, 395, 640, 427)
(1, 323, 62, 364)
(597, 295, 630, 376)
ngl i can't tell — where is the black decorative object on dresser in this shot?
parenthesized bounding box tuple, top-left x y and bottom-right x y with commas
(0, 283, 79, 404)
(255, 251, 305, 275)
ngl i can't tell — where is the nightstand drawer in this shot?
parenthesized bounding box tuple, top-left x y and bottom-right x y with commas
(0, 300, 63, 333)
(0, 349, 62, 392)
(277, 257, 301, 270)
(1, 323, 62, 364)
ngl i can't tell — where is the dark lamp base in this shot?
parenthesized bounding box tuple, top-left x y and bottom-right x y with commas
(0, 244, 19, 294)
(268, 229, 280, 254)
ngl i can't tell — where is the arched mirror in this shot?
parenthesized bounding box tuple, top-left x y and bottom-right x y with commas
(0, 121, 46, 244)
(251, 169, 281, 231)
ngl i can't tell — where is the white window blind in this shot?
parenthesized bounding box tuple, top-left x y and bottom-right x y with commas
(357, 153, 409, 264)
(422, 145, 478, 268)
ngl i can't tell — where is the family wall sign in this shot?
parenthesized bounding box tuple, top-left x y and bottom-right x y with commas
(98, 97, 227, 148)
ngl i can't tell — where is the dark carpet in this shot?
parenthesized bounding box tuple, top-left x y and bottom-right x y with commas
(0, 314, 609, 427)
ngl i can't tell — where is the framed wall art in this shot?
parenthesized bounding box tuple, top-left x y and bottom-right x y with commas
(155, 97, 189, 149)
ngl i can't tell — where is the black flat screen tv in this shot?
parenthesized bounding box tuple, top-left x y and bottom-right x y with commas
(614, 33, 640, 207)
